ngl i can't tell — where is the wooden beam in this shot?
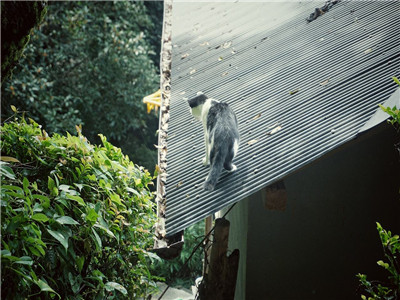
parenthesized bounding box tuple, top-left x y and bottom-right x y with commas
(199, 218, 240, 300)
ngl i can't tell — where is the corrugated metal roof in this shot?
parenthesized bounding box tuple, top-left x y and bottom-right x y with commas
(162, 0, 400, 235)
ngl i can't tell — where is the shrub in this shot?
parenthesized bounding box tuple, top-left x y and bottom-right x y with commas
(357, 223, 400, 300)
(1, 115, 158, 299)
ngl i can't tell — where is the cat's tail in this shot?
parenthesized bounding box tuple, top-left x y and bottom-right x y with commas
(203, 149, 225, 192)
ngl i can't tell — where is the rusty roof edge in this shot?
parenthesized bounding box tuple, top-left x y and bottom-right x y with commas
(153, 0, 184, 259)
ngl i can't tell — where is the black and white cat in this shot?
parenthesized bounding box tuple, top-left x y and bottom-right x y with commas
(188, 92, 240, 191)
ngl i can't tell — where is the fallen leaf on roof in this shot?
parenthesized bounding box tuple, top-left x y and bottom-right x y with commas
(175, 181, 183, 188)
(253, 113, 261, 120)
(190, 69, 196, 75)
(181, 53, 189, 59)
(218, 56, 223, 61)
(231, 49, 237, 54)
(222, 72, 228, 76)
(289, 89, 299, 95)
(267, 126, 282, 135)
(320, 79, 330, 86)
(247, 139, 258, 145)
(179, 91, 186, 95)
(364, 48, 373, 54)
(222, 41, 232, 48)
(200, 41, 210, 46)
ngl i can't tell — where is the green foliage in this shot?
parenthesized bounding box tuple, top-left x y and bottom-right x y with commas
(150, 221, 205, 289)
(379, 77, 400, 128)
(1, 116, 158, 299)
(1, 1, 160, 172)
(357, 223, 400, 300)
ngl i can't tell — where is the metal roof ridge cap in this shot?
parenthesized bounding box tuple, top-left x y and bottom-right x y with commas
(358, 87, 400, 134)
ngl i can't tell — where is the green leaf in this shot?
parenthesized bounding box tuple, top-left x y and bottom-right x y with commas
(23, 177, 29, 193)
(48, 176, 56, 192)
(86, 208, 98, 223)
(105, 282, 127, 295)
(110, 193, 124, 206)
(392, 76, 400, 86)
(66, 194, 85, 206)
(55, 216, 79, 225)
(377, 260, 389, 270)
(94, 223, 115, 238)
(91, 228, 102, 250)
(1, 249, 11, 257)
(36, 279, 60, 298)
(47, 229, 69, 250)
(0, 162, 15, 180)
(77, 256, 85, 273)
(32, 213, 49, 222)
(15, 256, 34, 266)
(32, 194, 50, 209)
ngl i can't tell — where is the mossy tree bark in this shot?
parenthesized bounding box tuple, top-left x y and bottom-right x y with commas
(1, 1, 47, 84)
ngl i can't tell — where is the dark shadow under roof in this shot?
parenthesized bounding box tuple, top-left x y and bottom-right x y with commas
(163, 0, 400, 235)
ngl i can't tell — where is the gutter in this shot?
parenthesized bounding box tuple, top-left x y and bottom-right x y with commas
(153, 0, 184, 260)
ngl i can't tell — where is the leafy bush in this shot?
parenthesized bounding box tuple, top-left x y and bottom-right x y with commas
(1, 1, 160, 171)
(379, 77, 400, 130)
(357, 223, 400, 300)
(150, 220, 204, 289)
(1, 116, 158, 299)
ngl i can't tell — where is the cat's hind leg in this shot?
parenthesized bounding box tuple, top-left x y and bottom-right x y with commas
(224, 146, 237, 172)
(224, 161, 237, 172)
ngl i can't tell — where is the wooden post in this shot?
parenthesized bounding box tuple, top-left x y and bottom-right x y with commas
(199, 218, 240, 300)
(203, 215, 213, 275)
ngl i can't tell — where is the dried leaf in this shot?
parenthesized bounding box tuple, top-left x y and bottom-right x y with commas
(222, 41, 232, 49)
(222, 72, 228, 77)
(200, 41, 210, 46)
(320, 79, 330, 86)
(189, 69, 196, 75)
(154, 144, 166, 150)
(0, 156, 20, 163)
(289, 89, 299, 95)
(181, 53, 189, 59)
(247, 139, 258, 145)
(218, 56, 223, 61)
(253, 113, 261, 120)
(364, 48, 373, 54)
(268, 126, 282, 135)
(175, 181, 183, 188)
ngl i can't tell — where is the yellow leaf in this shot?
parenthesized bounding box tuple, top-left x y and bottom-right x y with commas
(253, 113, 261, 120)
(320, 79, 330, 86)
(0, 156, 20, 163)
(10, 105, 17, 113)
(247, 139, 258, 145)
(268, 126, 282, 135)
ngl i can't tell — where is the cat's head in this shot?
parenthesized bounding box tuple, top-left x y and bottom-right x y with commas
(188, 93, 208, 120)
